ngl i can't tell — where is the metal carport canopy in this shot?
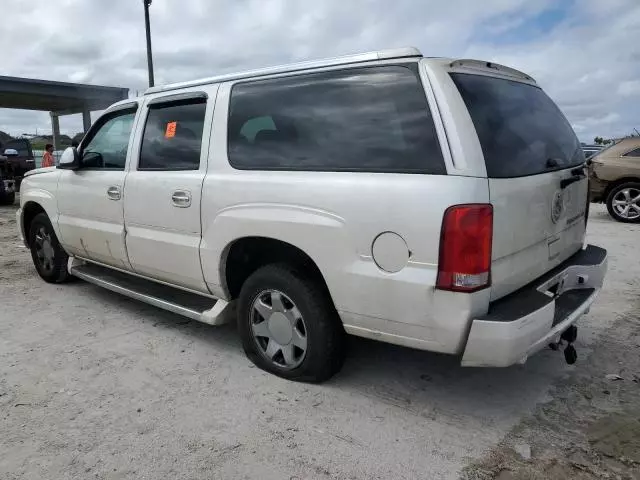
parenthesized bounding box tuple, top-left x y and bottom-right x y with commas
(0, 75, 128, 150)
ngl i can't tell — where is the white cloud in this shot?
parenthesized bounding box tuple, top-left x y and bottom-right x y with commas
(618, 80, 640, 97)
(573, 113, 622, 136)
(0, 0, 638, 143)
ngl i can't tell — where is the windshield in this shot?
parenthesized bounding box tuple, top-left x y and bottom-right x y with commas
(451, 73, 583, 178)
(4, 139, 31, 157)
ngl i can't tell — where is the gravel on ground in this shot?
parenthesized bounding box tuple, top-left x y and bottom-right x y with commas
(1, 198, 638, 480)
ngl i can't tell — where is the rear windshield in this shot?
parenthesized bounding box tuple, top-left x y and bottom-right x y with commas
(451, 73, 583, 178)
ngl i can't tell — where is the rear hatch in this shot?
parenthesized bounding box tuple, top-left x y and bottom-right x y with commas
(451, 72, 588, 300)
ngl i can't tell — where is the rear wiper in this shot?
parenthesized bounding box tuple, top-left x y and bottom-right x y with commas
(546, 158, 560, 169)
(547, 145, 584, 170)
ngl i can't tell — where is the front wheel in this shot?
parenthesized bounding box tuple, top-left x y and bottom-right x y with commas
(237, 264, 346, 383)
(606, 182, 640, 223)
(28, 212, 71, 283)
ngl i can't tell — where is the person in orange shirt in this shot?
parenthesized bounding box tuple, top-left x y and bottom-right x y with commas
(41, 144, 55, 168)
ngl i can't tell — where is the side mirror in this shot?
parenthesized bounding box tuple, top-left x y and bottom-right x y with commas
(3, 148, 18, 157)
(57, 147, 80, 170)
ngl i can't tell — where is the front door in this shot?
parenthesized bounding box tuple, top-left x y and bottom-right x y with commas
(123, 91, 213, 293)
(56, 105, 138, 270)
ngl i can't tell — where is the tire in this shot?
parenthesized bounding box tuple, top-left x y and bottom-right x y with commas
(606, 182, 640, 223)
(237, 264, 346, 383)
(0, 192, 15, 205)
(28, 212, 71, 283)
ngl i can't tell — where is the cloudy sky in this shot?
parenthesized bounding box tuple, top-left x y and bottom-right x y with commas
(1, 0, 638, 143)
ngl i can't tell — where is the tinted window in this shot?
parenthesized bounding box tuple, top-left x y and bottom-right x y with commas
(82, 110, 136, 170)
(240, 115, 277, 142)
(5, 139, 31, 157)
(451, 73, 583, 178)
(623, 148, 640, 157)
(228, 66, 445, 174)
(139, 100, 206, 170)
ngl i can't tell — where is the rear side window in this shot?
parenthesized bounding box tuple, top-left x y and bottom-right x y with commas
(139, 100, 206, 170)
(227, 66, 445, 174)
(623, 148, 640, 157)
(451, 73, 583, 178)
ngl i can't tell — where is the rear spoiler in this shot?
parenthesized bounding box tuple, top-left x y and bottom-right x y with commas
(450, 59, 535, 83)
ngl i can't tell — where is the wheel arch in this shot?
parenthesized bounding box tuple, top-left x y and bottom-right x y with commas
(20, 182, 62, 244)
(221, 236, 333, 302)
(604, 177, 640, 202)
(22, 201, 48, 246)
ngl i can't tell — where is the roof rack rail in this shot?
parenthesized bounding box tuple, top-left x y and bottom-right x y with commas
(145, 47, 423, 95)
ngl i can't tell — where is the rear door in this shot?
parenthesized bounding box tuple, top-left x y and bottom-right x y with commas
(123, 89, 216, 293)
(450, 71, 587, 300)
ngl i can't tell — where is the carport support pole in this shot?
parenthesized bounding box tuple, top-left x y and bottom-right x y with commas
(50, 112, 60, 155)
(82, 108, 91, 133)
(143, 0, 154, 88)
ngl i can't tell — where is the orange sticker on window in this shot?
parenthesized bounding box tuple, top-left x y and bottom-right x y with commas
(165, 121, 177, 138)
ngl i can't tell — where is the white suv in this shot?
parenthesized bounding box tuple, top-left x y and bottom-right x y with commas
(18, 47, 607, 382)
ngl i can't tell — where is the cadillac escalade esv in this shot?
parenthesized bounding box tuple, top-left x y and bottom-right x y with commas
(18, 48, 607, 382)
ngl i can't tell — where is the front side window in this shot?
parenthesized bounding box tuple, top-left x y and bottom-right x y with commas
(623, 147, 640, 158)
(139, 100, 206, 170)
(227, 66, 445, 174)
(81, 110, 136, 170)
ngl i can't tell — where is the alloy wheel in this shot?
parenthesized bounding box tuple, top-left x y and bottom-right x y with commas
(250, 290, 308, 370)
(33, 226, 56, 274)
(612, 187, 640, 220)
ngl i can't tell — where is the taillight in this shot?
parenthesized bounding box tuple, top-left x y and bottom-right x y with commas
(436, 204, 493, 293)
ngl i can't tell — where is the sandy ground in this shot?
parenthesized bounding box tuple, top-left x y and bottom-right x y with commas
(1, 197, 639, 480)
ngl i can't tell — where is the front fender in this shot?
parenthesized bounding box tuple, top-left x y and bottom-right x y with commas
(20, 175, 61, 242)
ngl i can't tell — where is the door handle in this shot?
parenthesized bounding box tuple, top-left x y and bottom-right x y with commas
(171, 190, 192, 208)
(107, 186, 121, 201)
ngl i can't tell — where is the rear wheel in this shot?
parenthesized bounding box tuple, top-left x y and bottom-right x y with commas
(237, 264, 346, 383)
(606, 182, 640, 223)
(28, 212, 71, 283)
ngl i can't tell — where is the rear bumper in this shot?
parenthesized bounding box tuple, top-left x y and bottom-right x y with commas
(461, 245, 607, 367)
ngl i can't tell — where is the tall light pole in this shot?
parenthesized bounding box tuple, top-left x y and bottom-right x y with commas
(143, 0, 155, 87)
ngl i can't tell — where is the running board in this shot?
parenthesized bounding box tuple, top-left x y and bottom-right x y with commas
(68, 259, 233, 326)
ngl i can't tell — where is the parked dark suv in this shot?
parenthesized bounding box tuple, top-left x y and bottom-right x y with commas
(1, 138, 36, 190)
(0, 152, 16, 205)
